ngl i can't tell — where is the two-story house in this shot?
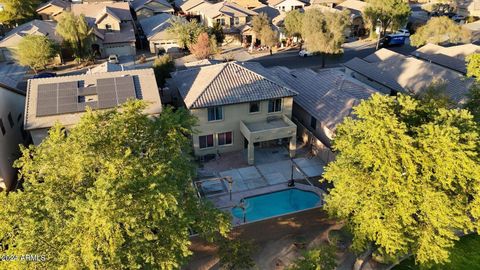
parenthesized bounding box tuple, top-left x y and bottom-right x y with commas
(71, 2, 137, 57)
(131, 0, 174, 20)
(168, 61, 298, 165)
(266, 0, 305, 13)
(139, 13, 180, 54)
(0, 83, 29, 191)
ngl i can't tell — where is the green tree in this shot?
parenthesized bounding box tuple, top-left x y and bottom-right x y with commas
(363, 0, 411, 49)
(287, 245, 337, 270)
(301, 9, 350, 67)
(261, 27, 278, 55)
(410, 16, 471, 47)
(168, 18, 206, 49)
(15, 35, 58, 73)
(152, 54, 174, 87)
(0, 101, 230, 270)
(466, 54, 480, 123)
(208, 22, 225, 45)
(55, 12, 93, 60)
(218, 238, 255, 270)
(467, 53, 480, 79)
(0, 0, 41, 26)
(252, 12, 270, 43)
(323, 93, 480, 266)
(284, 9, 304, 39)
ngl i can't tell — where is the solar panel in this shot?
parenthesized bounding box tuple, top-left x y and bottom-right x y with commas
(35, 76, 138, 117)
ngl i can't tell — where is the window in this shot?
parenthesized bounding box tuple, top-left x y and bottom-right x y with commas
(234, 17, 240, 25)
(208, 106, 223, 121)
(0, 119, 5, 136)
(105, 24, 112, 31)
(249, 102, 260, 113)
(199, 134, 214, 149)
(268, 99, 282, 113)
(218, 132, 233, 146)
(7, 113, 14, 128)
(216, 18, 225, 26)
(310, 116, 317, 130)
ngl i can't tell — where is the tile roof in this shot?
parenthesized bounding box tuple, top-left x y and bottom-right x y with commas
(202, 1, 257, 18)
(180, 0, 208, 12)
(344, 49, 474, 104)
(71, 2, 133, 26)
(101, 22, 136, 43)
(139, 13, 177, 40)
(131, 0, 173, 11)
(411, 44, 480, 74)
(169, 61, 297, 109)
(269, 67, 377, 131)
(25, 69, 161, 130)
(0, 20, 62, 48)
(36, 0, 70, 12)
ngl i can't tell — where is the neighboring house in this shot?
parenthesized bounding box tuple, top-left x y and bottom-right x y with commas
(269, 66, 378, 149)
(36, 0, 70, 21)
(266, 0, 305, 13)
(306, 0, 366, 37)
(178, 0, 211, 16)
(25, 69, 162, 145)
(228, 0, 263, 10)
(412, 43, 480, 75)
(71, 2, 137, 57)
(308, 0, 344, 8)
(139, 13, 179, 54)
(457, 0, 480, 17)
(168, 61, 298, 165)
(0, 83, 28, 191)
(343, 48, 474, 105)
(200, 1, 258, 38)
(0, 20, 62, 62)
(131, 0, 174, 20)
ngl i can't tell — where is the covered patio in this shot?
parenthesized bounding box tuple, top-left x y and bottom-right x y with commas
(240, 115, 297, 165)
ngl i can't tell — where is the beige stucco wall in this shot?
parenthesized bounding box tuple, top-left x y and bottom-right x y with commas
(204, 14, 248, 28)
(191, 97, 293, 157)
(97, 15, 121, 31)
(0, 89, 26, 191)
(274, 0, 305, 12)
(292, 103, 334, 148)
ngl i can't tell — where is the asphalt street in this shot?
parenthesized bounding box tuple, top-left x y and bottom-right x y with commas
(250, 40, 417, 70)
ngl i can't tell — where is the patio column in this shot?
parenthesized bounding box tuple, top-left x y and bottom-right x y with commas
(247, 141, 255, 165)
(289, 136, 296, 158)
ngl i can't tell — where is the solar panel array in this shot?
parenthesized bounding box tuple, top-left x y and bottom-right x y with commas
(36, 76, 137, 117)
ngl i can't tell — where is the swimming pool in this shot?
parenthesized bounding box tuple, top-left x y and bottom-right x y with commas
(231, 188, 321, 222)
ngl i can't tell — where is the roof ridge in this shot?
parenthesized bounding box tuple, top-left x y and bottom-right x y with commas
(235, 62, 298, 95)
(189, 62, 229, 108)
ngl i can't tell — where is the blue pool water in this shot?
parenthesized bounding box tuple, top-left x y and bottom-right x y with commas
(231, 189, 320, 222)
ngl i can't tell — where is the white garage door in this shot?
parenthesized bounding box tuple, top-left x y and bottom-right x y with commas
(104, 44, 135, 57)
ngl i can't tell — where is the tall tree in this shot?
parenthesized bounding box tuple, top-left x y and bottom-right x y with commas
(284, 9, 304, 39)
(466, 54, 480, 123)
(323, 93, 480, 266)
(55, 12, 93, 60)
(261, 27, 278, 55)
(363, 0, 411, 49)
(189, 32, 213, 60)
(252, 12, 270, 43)
(15, 35, 58, 73)
(208, 22, 225, 45)
(410, 16, 471, 47)
(168, 18, 206, 49)
(301, 9, 350, 67)
(0, 0, 41, 26)
(0, 101, 230, 270)
(152, 54, 174, 87)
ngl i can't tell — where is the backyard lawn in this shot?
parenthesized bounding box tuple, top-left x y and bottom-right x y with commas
(393, 234, 480, 270)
